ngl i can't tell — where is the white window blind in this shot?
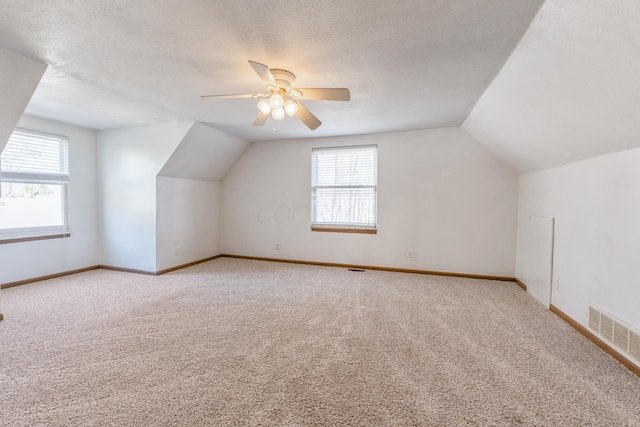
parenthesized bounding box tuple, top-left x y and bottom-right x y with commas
(1, 129, 69, 182)
(312, 145, 377, 228)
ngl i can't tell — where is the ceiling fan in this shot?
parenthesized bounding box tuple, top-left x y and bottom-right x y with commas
(201, 60, 351, 130)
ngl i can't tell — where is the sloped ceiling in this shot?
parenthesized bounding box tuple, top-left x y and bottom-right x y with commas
(464, 0, 640, 174)
(0, 0, 543, 142)
(158, 122, 250, 181)
(0, 47, 46, 152)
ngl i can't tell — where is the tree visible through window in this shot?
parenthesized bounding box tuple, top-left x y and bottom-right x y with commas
(0, 129, 69, 241)
(311, 145, 377, 232)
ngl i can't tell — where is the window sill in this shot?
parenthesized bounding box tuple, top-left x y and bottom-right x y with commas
(311, 226, 377, 235)
(0, 233, 71, 245)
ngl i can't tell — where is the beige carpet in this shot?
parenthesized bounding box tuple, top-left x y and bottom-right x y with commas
(1, 258, 639, 426)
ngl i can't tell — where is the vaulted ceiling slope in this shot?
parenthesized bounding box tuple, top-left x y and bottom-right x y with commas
(464, 0, 640, 174)
(0, 47, 46, 153)
(158, 122, 250, 181)
(0, 0, 543, 142)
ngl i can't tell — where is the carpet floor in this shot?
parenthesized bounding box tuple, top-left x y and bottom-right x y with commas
(1, 258, 639, 426)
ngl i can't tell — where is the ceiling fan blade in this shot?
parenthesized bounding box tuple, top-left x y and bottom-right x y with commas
(294, 102, 322, 130)
(252, 112, 269, 127)
(295, 88, 351, 101)
(200, 93, 265, 99)
(248, 60, 278, 90)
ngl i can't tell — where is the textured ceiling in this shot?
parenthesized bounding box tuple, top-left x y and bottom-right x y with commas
(0, 0, 543, 142)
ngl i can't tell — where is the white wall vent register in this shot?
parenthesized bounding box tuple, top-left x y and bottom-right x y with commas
(588, 304, 640, 368)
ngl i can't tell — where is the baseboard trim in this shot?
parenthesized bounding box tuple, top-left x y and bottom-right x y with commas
(0, 255, 223, 291)
(98, 265, 156, 275)
(515, 278, 527, 291)
(0, 256, 226, 292)
(0, 255, 514, 320)
(0, 256, 514, 288)
(221, 254, 516, 282)
(100, 255, 224, 276)
(550, 304, 640, 377)
(1, 265, 100, 290)
(155, 255, 223, 275)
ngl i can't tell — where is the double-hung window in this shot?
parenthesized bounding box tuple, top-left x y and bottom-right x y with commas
(0, 129, 70, 242)
(311, 145, 377, 233)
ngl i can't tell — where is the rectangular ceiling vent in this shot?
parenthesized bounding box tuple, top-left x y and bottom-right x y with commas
(588, 303, 640, 368)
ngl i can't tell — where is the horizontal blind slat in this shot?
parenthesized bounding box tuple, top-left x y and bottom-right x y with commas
(1, 129, 68, 176)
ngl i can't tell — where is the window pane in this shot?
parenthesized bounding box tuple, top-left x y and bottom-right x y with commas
(0, 182, 65, 230)
(314, 187, 376, 226)
(311, 145, 377, 228)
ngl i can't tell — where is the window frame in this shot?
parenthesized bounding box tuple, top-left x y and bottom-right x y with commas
(0, 128, 70, 243)
(311, 144, 378, 234)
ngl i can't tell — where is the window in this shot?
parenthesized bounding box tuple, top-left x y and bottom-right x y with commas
(311, 145, 377, 233)
(0, 129, 69, 242)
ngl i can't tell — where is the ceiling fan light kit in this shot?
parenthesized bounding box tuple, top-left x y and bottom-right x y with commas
(257, 95, 299, 120)
(201, 60, 351, 130)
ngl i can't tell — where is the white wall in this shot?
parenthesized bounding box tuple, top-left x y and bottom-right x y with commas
(0, 114, 100, 284)
(222, 127, 518, 277)
(156, 177, 221, 271)
(517, 148, 640, 329)
(97, 123, 192, 272)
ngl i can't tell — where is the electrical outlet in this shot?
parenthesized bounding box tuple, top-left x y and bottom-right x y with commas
(175, 246, 180, 255)
(275, 242, 280, 250)
(407, 249, 413, 258)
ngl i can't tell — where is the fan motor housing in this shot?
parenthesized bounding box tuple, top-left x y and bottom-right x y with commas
(270, 69, 296, 92)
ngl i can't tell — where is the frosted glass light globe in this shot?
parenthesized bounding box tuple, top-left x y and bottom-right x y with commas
(257, 99, 272, 115)
(284, 100, 299, 116)
(269, 94, 285, 109)
(272, 107, 285, 120)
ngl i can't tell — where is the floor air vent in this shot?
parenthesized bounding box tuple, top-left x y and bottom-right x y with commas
(588, 304, 640, 368)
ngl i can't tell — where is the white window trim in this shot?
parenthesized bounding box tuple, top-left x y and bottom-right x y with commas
(311, 144, 378, 233)
(0, 128, 70, 242)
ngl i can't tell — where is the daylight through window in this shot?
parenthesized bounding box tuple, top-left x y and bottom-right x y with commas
(0, 129, 69, 241)
(312, 145, 377, 232)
